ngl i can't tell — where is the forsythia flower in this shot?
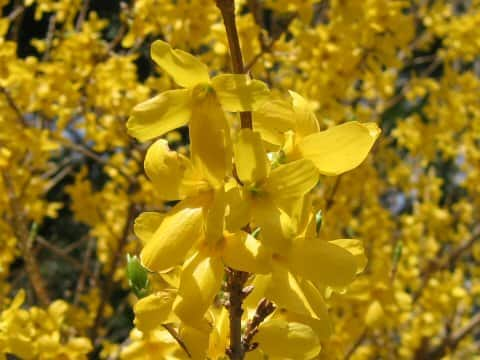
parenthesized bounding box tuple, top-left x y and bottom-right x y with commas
(127, 40, 269, 142)
(130, 40, 380, 359)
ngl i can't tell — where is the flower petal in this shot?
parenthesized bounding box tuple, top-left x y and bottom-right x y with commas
(190, 92, 232, 189)
(133, 212, 164, 245)
(264, 159, 319, 203)
(145, 139, 207, 200)
(265, 266, 317, 318)
(256, 318, 321, 360)
(233, 129, 270, 185)
(289, 91, 320, 138)
(140, 200, 204, 272)
(251, 196, 295, 253)
(253, 99, 296, 145)
(133, 290, 176, 333)
(297, 121, 380, 175)
(173, 252, 224, 326)
(211, 74, 269, 111)
(222, 232, 271, 274)
(289, 237, 358, 289)
(224, 180, 250, 232)
(127, 89, 192, 142)
(151, 40, 210, 88)
(329, 239, 367, 274)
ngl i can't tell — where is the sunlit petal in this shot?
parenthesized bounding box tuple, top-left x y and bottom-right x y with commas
(298, 121, 381, 175)
(140, 201, 204, 272)
(212, 74, 269, 111)
(151, 40, 210, 88)
(233, 129, 270, 185)
(289, 237, 357, 288)
(222, 232, 272, 274)
(127, 89, 192, 142)
(173, 252, 223, 326)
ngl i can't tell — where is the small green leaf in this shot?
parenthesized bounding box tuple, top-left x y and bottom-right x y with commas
(127, 254, 150, 298)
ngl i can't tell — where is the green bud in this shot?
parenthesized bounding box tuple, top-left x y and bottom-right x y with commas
(126, 254, 150, 298)
(315, 210, 323, 234)
(251, 227, 262, 239)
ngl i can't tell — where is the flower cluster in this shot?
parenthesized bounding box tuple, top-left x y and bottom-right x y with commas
(127, 40, 380, 358)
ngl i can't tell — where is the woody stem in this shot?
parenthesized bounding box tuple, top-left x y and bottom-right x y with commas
(216, 0, 253, 130)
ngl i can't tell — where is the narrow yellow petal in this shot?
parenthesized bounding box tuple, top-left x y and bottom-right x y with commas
(127, 89, 192, 142)
(145, 139, 207, 200)
(140, 201, 203, 272)
(264, 159, 319, 201)
(256, 318, 321, 359)
(133, 212, 164, 245)
(204, 188, 227, 244)
(289, 91, 320, 138)
(173, 252, 223, 326)
(179, 325, 210, 360)
(251, 196, 295, 253)
(208, 308, 229, 359)
(233, 129, 270, 185)
(329, 239, 367, 274)
(222, 232, 272, 274)
(265, 266, 317, 318)
(211, 74, 269, 111)
(190, 92, 232, 188)
(224, 180, 251, 232)
(151, 40, 210, 88)
(298, 121, 380, 175)
(253, 99, 296, 146)
(133, 290, 176, 333)
(289, 237, 357, 289)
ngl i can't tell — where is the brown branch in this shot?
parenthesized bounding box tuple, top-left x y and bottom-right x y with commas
(242, 298, 276, 352)
(325, 176, 342, 211)
(0, 86, 28, 126)
(89, 203, 137, 345)
(415, 313, 480, 360)
(2, 174, 50, 305)
(35, 235, 87, 272)
(75, 0, 90, 31)
(73, 236, 96, 305)
(215, 0, 252, 129)
(225, 268, 250, 360)
(413, 228, 480, 303)
(345, 328, 368, 360)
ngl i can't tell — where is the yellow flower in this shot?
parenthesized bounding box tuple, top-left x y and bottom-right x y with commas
(254, 91, 381, 175)
(232, 128, 319, 253)
(127, 40, 269, 142)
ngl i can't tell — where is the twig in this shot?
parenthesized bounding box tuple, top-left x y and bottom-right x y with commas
(36, 236, 87, 272)
(2, 174, 50, 305)
(225, 268, 250, 360)
(345, 328, 368, 359)
(325, 176, 342, 211)
(162, 324, 192, 358)
(0, 86, 28, 126)
(242, 298, 276, 352)
(414, 313, 480, 360)
(74, 236, 96, 305)
(42, 14, 57, 61)
(89, 203, 137, 345)
(75, 0, 90, 31)
(215, 0, 252, 129)
(413, 228, 480, 303)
